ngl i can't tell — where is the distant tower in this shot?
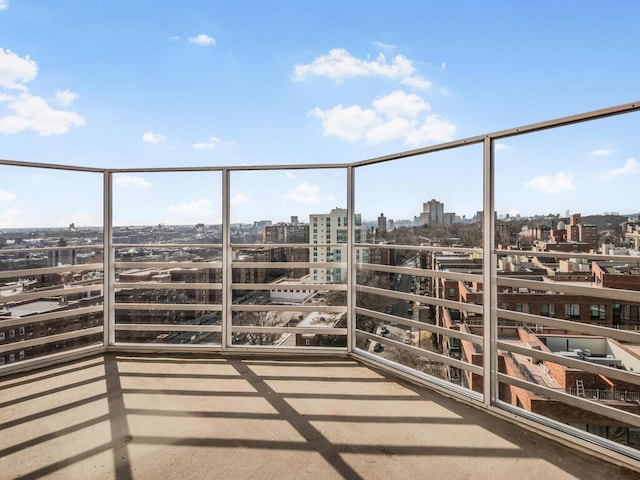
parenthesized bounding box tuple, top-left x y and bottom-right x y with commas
(377, 213, 387, 233)
(419, 199, 444, 226)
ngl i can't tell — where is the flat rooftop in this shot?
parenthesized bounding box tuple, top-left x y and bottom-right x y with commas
(1, 354, 637, 479)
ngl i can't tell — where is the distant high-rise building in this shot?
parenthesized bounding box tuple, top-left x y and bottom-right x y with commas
(377, 213, 387, 233)
(309, 208, 369, 283)
(443, 212, 456, 226)
(262, 223, 309, 244)
(419, 199, 444, 226)
(566, 213, 598, 247)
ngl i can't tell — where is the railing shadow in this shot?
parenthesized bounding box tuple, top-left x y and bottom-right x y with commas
(0, 353, 637, 479)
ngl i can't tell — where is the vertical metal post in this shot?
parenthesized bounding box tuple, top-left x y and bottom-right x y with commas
(221, 169, 231, 350)
(346, 166, 355, 353)
(482, 137, 497, 406)
(103, 170, 115, 346)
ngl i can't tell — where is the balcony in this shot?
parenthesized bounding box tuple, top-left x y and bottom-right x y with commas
(2, 101, 640, 476)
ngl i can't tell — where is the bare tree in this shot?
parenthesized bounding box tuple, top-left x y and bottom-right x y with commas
(232, 311, 279, 345)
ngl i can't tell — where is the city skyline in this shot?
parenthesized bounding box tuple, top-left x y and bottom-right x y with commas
(1, 2, 639, 227)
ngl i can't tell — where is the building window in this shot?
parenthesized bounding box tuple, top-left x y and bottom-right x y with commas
(565, 304, 580, 319)
(515, 303, 530, 313)
(19, 327, 25, 336)
(590, 304, 606, 320)
(448, 287, 456, 298)
(9, 353, 15, 363)
(9, 329, 15, 338)
(0, 332, 4, 341)
(19, 350, 25, 359)
(539, 304, 556, 317)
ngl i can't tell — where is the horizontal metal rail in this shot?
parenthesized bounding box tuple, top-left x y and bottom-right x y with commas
(115, 303, 221, 311)
(357, 330, 483, 375)
(115, 261, 221, 269)
(0, 326, 103, 354)
(0, 305, 103, 328)
(0, 284, 103, 303)
(0, 158, 105, 173)
(358, 262, 483, 282)
(498, 340, 640, 387)
(496, 277, 640, 303)
(495, 248, 640, 263)
(0, 245, 103, 254)
(112, 162, 350, 173)
(498, 373, 640, 429)
(232, 261, 346, 269)
(114, 243, 222, 249)
(230, 283, 346, 291)
(115, 282, 222, 290)
(231, 304, 347, 313)
(497, 309, 640, 344)
(231, 326, 347, 335)
(0, 263, 104, 280)
(114, 324, 221, 332)
(356, 243, 482, 254)
(356, 284, 484, 315)
(232, 243, 340, 249)
(355, 307, 484, 345)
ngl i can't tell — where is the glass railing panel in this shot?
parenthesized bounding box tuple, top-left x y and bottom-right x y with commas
(354, 145, 484, 395)
(229, 168, 347, 349)
(494, 112, 640, 454)
(112, 171, 222, 345)
(0, 165, 104, 367)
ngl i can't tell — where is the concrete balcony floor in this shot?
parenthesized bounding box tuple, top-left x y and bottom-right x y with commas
(1, 354, 637, 480)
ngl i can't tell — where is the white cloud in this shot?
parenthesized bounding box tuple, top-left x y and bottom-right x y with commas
(524, 172, 575, 194)
(278, 172, 296, 180)
(326, 194, 336, 201)
(0, 93, 85, 135)
(193, 136, 222, 149)
(0, 50, 84, 136)
(0, 187, 16, 201)
(400, 76, 431, 90)
(189, 34, 216, 46)
(294, 48, 415, 82)
(53, 89, 78, 106)
(598, 158, 640, 180)
(441, 62, 446, 70)
(592, 148, 614, 156)
(282, 182, 321, 204)
(403, 114, 456, 146)
(310, 90, 455, 146)
(169, 35, 180, 42)
(142, 131, 167, 143)
(372, 90, 429, 119)
(168, 198, 213, 217)
(310, 104, 379, 143)
(230, 193, 250, 205)
(114, 175, 152, 188)
(365, 117, 412, 144)
(0, 48, 38, 90)
(0, 1, 8, 11)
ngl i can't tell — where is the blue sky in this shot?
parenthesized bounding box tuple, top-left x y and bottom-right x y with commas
(1, 1, 639, 228)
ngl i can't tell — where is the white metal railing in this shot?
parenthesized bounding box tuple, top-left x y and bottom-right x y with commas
(2, 100, 640, 467)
